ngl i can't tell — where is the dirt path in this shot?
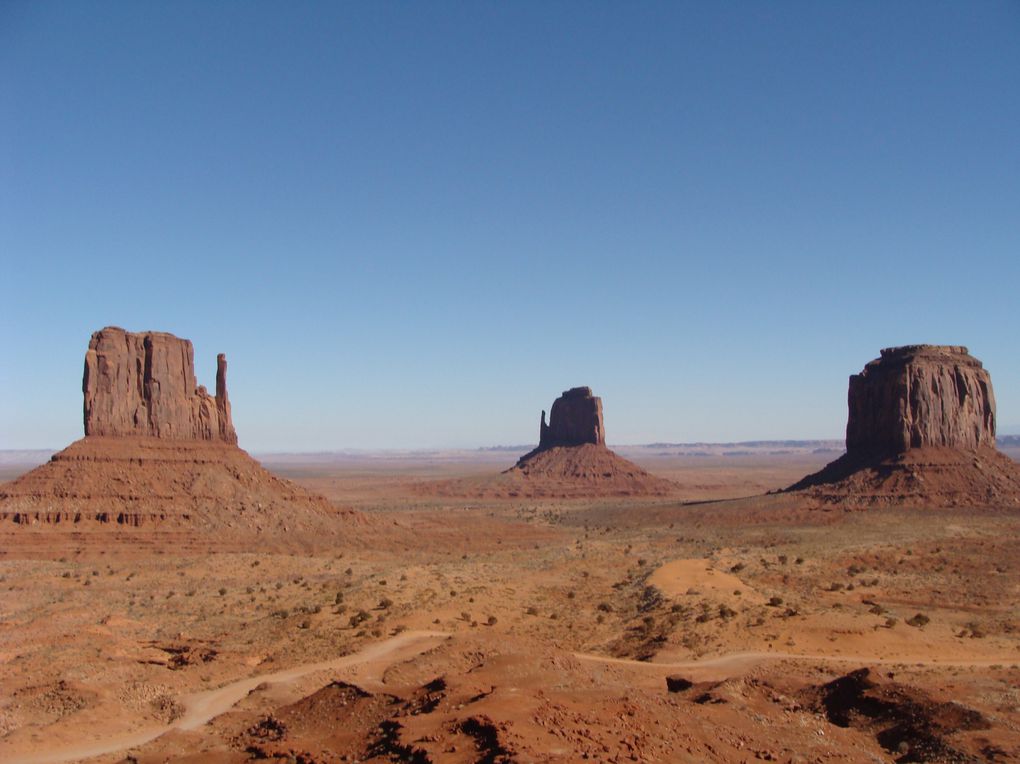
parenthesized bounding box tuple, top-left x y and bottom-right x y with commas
(9, 631, 1016, 764)
(4, 630, 450, 764)
(575, 648, 1020, 674)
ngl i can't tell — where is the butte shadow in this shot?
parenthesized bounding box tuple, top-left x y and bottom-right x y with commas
(787, 345, 1020, 508)
(0, 326, 359, 533)
(426, 387, 679, 499)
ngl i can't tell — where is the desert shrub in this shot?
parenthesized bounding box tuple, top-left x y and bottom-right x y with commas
(730, 563, 746, 573)
(597, 602, 613, 612)
(526, 606, 538, 616)
(379, 598, 394, 609)
(349, 609, 371, 627)
(335, 592, 344, 604)
(218, 587, 227, 596)
(768, 596, 783, 607)
(486, 615, 498, 626)
(906, 613, 930, 628)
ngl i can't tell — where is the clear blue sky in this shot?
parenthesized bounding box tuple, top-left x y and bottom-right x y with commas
(2, 2, 1018, 450)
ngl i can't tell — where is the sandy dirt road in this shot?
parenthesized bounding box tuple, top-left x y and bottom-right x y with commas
(575, 648, 1020, 676)
(4, 630, 450, 764)
(9, 629, 1017, 764)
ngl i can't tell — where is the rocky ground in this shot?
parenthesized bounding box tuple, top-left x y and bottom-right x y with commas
(1, 451, 1019, 763)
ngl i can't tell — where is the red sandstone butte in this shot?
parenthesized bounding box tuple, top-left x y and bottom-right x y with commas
(83, 327, 237, 443)
(845, 345, 995, 457)
(790, 345, 1020, 506)
(0, 327, 354, 532)
(500, 386, 677, 496)
(538, 386, 606, 449)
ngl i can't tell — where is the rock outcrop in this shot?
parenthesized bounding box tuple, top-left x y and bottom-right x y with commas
(0, 327, 354, 533)
(83, 327, 237, 443)
(429, 386, 676, 498)
(539, 387, 606, 449)
(790, 345, 1020, 507)
(845, 346, 995, 457)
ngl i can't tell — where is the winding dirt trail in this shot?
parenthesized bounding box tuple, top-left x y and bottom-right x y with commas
(575, 648, 1020, 674)
(4, 630, 450, 764)
(8, 630, 1017, 764)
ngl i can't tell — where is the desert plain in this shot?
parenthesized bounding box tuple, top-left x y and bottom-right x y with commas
(2, 441, 1019, 764)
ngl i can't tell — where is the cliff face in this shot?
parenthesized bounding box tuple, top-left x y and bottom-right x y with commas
(1, 326, 352, 530)
(788, 345, 1019, 507)
(846, 345, 995, 457)
(538, 387, 606, 449)
(82, 327, 237, 443)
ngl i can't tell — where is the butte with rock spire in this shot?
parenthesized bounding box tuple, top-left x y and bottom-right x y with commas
(0, 327, 352, 532)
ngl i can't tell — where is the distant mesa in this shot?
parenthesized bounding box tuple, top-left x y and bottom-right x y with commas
(0, 327, 350, 531)
(789, 345, 1020, 507)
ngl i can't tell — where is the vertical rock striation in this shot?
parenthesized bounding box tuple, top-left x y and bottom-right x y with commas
(82, 327, 237, 443)
(845, 345, 995, 458)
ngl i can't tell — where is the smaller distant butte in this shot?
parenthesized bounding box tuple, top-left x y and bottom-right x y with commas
(422, 386, 677, 499)
(504, 386, 678, 496)
(788, 344, 1020, 507)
